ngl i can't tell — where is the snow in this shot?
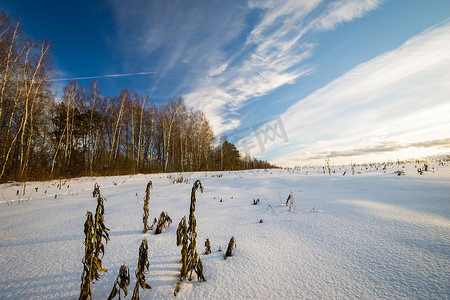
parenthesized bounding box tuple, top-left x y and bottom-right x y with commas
(0, 162, 449, 299)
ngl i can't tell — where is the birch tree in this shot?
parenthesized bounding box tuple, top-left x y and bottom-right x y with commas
(0, 12, 53, 180)
(109, 89, 127, 167)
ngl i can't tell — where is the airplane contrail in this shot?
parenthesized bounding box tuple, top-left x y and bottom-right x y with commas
(49, 71, 156, 82)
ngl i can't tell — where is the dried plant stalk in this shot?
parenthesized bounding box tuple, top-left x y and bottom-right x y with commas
(174, 180, 206, 296)
(132, 239, 151, 300)
(224, 236, 235, 260)
(107, 265, 130, 300)
(142, 181, 152, 233)
(204, 238, 211, 254)
(79, 186, 110, 300)
(154, 211, 172, 234)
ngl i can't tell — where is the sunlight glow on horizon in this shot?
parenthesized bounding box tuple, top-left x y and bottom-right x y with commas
(237, 19, 450, 167)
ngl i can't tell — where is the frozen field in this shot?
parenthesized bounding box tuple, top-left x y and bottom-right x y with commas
(0, 162, 449, 299)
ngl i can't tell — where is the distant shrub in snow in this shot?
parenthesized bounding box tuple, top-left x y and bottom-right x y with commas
(79, 186, 110, 300)
(108, 265, 130, 300)
(132, 239, 151, 299)
(92, 183, 100, 198)
(310, 207, 319, 213)
(285, 192, 297, 212)
(265, 204, 276, 214)
(168, 173, 188, 184)
(285, 193, 292, 206)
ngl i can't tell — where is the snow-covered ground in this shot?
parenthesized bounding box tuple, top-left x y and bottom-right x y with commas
(1, 162, 449, 299)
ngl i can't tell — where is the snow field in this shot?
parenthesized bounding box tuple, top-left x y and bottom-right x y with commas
(0, 162, 449, 299)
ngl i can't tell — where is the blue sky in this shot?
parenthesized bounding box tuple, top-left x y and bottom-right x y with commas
(1, 0, 449, 166)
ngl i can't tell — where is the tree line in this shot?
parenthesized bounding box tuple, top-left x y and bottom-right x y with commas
(0, 11, 274, 182)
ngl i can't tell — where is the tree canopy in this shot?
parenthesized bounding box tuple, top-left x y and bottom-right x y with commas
(0, 11, 275, 182)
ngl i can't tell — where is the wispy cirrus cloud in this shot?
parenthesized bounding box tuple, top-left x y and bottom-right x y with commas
(313, 0, 383, 31)
(109, 0, 248, 94)
(108, 0, 383, 134)
(184, 0, 383, 134)
(255, 20, 450, 166)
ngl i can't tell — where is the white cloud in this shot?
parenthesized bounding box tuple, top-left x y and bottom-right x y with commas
(109, 0, 248, 91)
(108, 0, 385, 139)
(184, 0, 382, 135)
(313, 0, 383, 31)
(252, 20, 450, 166)
(208, 62, 230, 77)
